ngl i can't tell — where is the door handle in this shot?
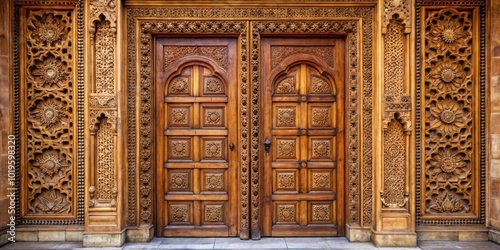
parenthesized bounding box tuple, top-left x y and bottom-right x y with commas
(229, 142, 235, 151)
(264, 139, 271, 152)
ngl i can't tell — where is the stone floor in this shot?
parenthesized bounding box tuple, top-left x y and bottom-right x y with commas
(1, 237, 499, 250)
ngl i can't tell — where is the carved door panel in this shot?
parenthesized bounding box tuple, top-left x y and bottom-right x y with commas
(156, 38, 238, 237)
(261, 38, 345, 236)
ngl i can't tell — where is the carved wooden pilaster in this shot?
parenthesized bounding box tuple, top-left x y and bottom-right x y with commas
(372, 0, 416, 247)
(84, 0, 124, 246)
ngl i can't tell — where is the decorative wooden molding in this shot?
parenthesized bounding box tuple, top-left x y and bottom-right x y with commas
(416, 1, 486, 226)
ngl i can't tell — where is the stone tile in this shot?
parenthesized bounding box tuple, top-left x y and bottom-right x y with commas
(492, 135, 500, 159)
(492, 179, 500, 198)
(491, 160, 500, 178)
(285, 237, 330, 249)
(417, 231, 458, 241)
(13, 231, 37, 242)
(325, 238, 376, 249)
(214, 237, 287, 249)
(159, 237, 214, 249)
(65, 231, 83, 242)
(38, 231, 65, 241)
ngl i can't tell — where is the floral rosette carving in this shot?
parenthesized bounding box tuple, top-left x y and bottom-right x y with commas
(425, 8, 472, 54)
(428, 148, 469, 181)
(32, 149, 69, 177)
(27, 12, 70, 47)
(426, 57, 468, 93)
(428, 98, 469, 137)
(29, 98, 67, 131)
(31, 57, 70, 89)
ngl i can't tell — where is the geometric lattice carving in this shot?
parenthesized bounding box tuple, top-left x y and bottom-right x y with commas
(312, 140, 331, 159)
(96, 119, 115, 200)
(24, 10, 75, 218)
(382, 121, 407, 208)
(277, 172, 296, 190)
(205, 204, 224, 223)
(311, 76, 332, 94)
(312, 172, 331, 189)
(311, 107, 331, 127)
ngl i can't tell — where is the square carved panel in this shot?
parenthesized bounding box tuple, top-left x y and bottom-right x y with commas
(200, 137, 226, 161)
(167, 137, 192, 161)
(168, 202, 193, 225)
(202, 202, 225, 225)
(273, 169, 299, 193)
(167, 169, 192, 192)
(274, 104, 299, 128)
(167, 104, 192, 128)
(308, 169, 334, 192)
(309, 202, 335, 224)
(201, 170, 226, 192)
(309, 137, 334, 160)
(201, 105, 226, 128)
(274, 137, 299, 160)
(308, 104, 333, 128)
(274, 202, 298, 225)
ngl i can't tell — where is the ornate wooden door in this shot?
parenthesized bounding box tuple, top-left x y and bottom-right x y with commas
(261, 37, 345, 236)
(155, 38, 238, 237)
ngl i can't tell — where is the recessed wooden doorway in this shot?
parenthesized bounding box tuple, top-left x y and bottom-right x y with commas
(155, 37, 238, 237)
(260, 37, 345, 236)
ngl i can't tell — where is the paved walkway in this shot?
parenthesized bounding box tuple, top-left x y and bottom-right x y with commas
(1, 237, 500, 249)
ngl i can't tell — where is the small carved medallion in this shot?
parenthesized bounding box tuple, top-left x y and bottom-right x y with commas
(31, 57, 68, 88)
(277, 108, 296, 127)
(205, 141, 222, 158)
(170, 140, 189, 158)
(428, 192, 469, 214)
(277, 204, 296, 222)
(312, 204, 331, 221)
(170, 205, 190, 223)
(277, 172, 295, 189)
(171, 107, 189, 125)
(311, 107, 330, 127)
(205, 173, 224, 190)
(313, 140, 331, 158)
(277, 140, 295, 158)
(170, 172, 189, 190)
(312, 172, 331, 189)
(169, 77, 189, 94)
(205, 205, 223, 222)
(28, 12, 69, 46)
(204, 108, 223, 126)
(30, 98, 66, 130)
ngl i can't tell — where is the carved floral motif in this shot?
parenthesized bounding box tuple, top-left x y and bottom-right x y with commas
(204, 77, 224, 94)
(170, 172, 189, 189)
(24, 9, 75, 219)
(313, 141, 330, 158)
(312, 108, 330, 126)
(277, 205, 295, 222)
(277, 108, 295, 127)
(277, 173, 295, 189)
(312, 204, 331, 221)
(422, 7, 477, 219)
(311, 76, 331, 93)
(205, 205, 223, 222)
(205, 173, 224, 190)
(275, 77, 296, 94)
(277, 140, 295, 158)
(312, 173, 331, 189)
(169, 77, 189, 94)
(205, 141, 222, 158)
(33, 150, 68, 177)
(31, 57, 68, 88)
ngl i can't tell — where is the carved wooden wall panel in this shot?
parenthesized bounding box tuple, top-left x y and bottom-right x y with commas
(87, 0, 119, 212)
(416, 1, 486, 225)
(127, 6, 373, 236)
(14, 1, 85, 225)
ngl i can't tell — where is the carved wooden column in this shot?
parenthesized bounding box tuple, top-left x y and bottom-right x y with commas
(372, 0, 416, 246)
(84, 0, 125, 247)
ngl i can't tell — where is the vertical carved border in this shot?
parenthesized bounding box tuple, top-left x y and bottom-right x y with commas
(13, 0, 85, 225)
(126, 6, 374, 230)
(415, 0, 486, 225)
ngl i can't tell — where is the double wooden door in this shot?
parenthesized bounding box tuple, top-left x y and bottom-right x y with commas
(155, 36, 344, 237)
